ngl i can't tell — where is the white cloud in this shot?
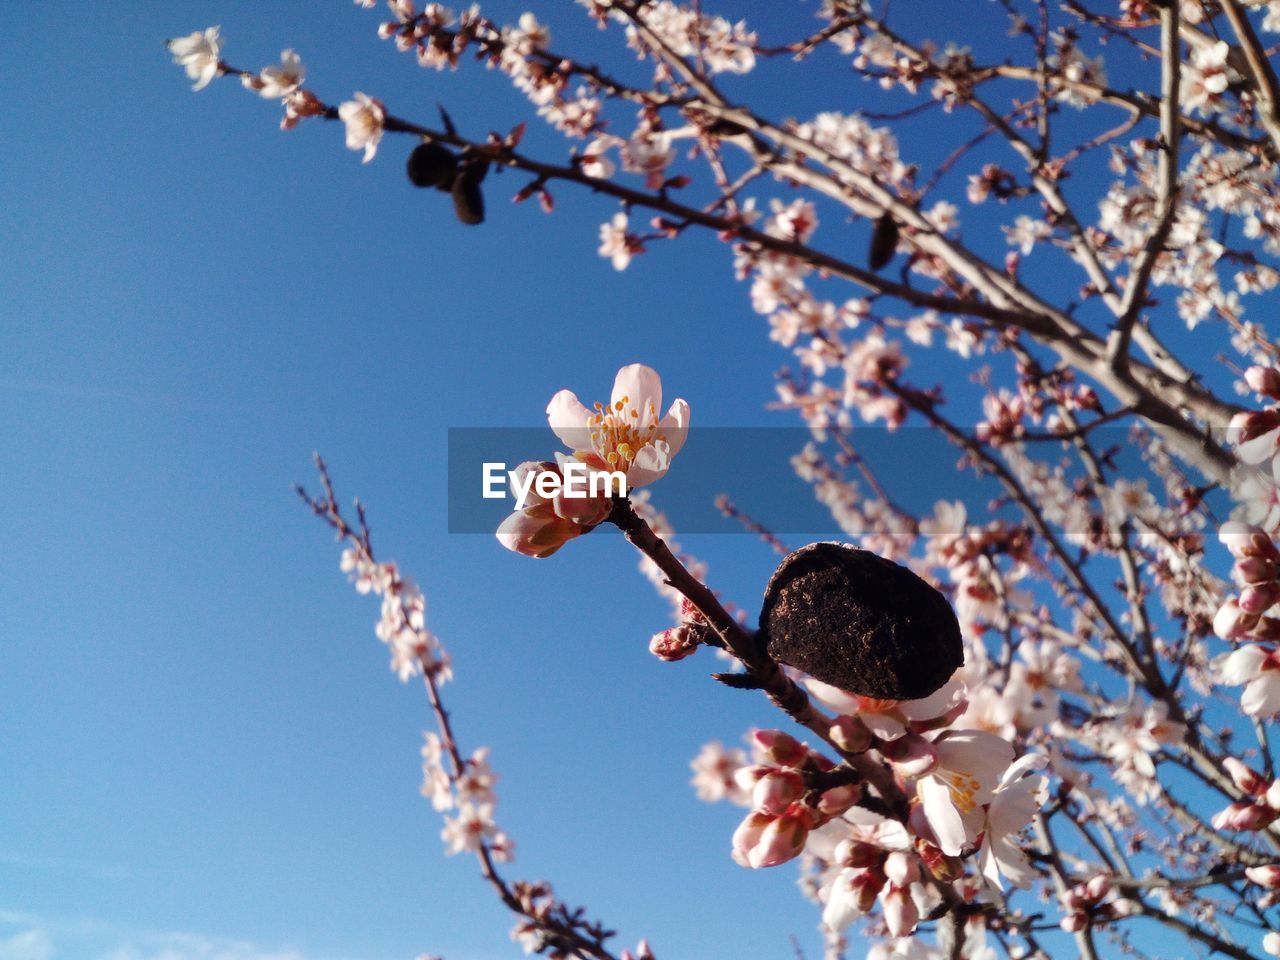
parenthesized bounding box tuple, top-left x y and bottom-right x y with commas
(0, 912, 329, 960)
(0, 928, 55, 960)
(94, 931, 310, 960)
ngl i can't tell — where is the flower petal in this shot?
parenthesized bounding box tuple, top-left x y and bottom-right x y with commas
(919, 775, 967, 856)
(547, 389, 594, 451)
(611, 363, 662, 420)
(659, 398, 690, 457)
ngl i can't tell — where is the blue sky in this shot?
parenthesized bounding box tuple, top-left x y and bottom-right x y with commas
(0, 3, 1256, 960)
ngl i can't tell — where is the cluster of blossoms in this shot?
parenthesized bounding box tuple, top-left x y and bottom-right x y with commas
(424, 735, 515, 861)
(340, 547, 450, 684)
(1212, 367, 1280, 716)
(329, 527, 520, 870)
(694, 676, 1047, 941)
(588, 0, 757, 75)
(1057, 875, 1134, 933)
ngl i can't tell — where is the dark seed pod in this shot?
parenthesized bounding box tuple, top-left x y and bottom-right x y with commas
(759, 542, 963, 700)
(406, 141, 458, 190)
(868, 212, 900, 271)
(451, 163, 486, 225)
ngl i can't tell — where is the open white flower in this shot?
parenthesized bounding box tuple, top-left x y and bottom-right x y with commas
(256, 49, 305, 99)
(546, 363, 690, 488)
(977, 753, 1048, 889)
(914, 730, 1014, 856)
(167, 26, 222, 91)
(338, 92, 386, 163)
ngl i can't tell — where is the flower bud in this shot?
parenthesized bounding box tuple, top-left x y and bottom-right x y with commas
(881, 884, 919, 937)
(829, 715, 873, 753)
(1225, 757, 1269, 796)
(1220, 522, 1279, 561)
(1212, 801, 1273, 832)
(817, 783, 862, 817)
(1245, 366, 1280, 400)
(834, 838, 883, 870)
(1241, 582, 1280, 615)
(730, 811, 770, 868)
(739, 803, 813, 869)
(752, 730, 808, 768)
(759, 543, 963, 700)
(1060, 912, 1088, 933)
(1267, 777, 1280, 811)
(1236, 556, 1278, 584)
(733, 764, 771, 794)
(1214, 599, 1260, 641)
(649, 626, 698, 662)
(752, 770, 805, 815)
(1231, 409, 1280, 443)
(1085, 874, 1112, 902)
(880, 733, 939, 777)
(1229, 410, 1280, 463)
(1246, 864, 1280, 888)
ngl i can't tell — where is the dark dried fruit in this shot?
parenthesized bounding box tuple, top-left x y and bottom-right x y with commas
(868, 212, 899, 271)
(451, 163, 486, 225)
(406, 141, 458, 189)
(759, 542, 962, 700)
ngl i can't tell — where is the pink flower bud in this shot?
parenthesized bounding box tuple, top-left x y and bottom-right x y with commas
(834, 839, 883, 870)
(1246, 366, 1280, 400)
(752, 770, 805, 815)
(752, 730, 808, 768)
(495, 506, 584, 558)
(1240, 581, 1280, 615)
(1230, 409, 1280, 445)
(1229, 410, 1280, 463)
(818, 783, 863, 817)
(1060, 911, 1088, 933)
(648, 626, 698, 662)
(732, 764, 772, 794)
(829, 715, 873, 753)
(884, 850, 920, 887)
(1063, 885, 1088, 911)
(880, 733, 939, 776)
(744, 803, 813, 869)
(1212, 801, 1273, 832)
(1236, 556, 1278, 584)
(853, 867, 887, 912)
(881, 884, 919, 937)
(730, 811, 771, 868)
(1267, 778, 1280, 811)
(1085, 874, 1112, 902)
(1214, 599, 1260, 640)
(1220, 522, 1280, 561)
(1246, 864, 1280, 888)
(1225, 757, 1269, 796)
